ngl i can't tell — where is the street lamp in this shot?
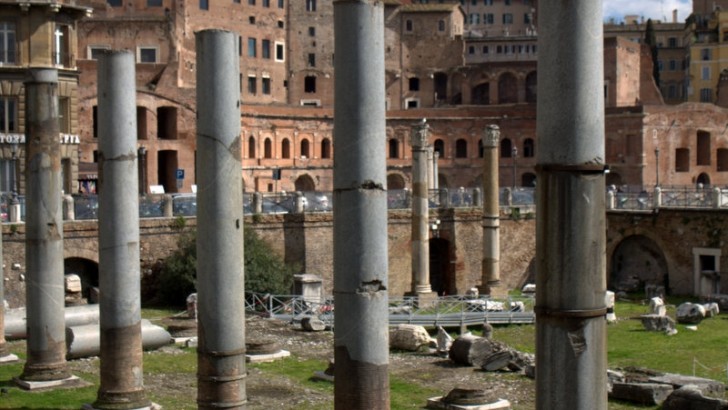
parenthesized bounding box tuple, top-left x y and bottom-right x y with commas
(654, 147, 660, 187)
(512, 146, 518, 190)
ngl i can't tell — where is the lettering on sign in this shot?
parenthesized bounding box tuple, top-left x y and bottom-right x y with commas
(0, 133, 81, 144)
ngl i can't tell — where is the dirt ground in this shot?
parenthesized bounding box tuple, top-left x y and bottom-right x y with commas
(153, 314, 536, 409)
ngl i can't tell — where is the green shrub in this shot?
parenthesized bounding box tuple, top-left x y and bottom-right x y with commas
(154, 227, 295, 306)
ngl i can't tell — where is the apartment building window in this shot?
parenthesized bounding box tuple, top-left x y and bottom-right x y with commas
(0, 97, 17, 133)
(248, 76, 257, 95)
(406, 20, 413, 32)
(504, 0, 511, 4)
(137, 47, 158, 63)
(262, 77, 271, 95)
(306, 0, 316, 11)
(702, 66, 711, 80)
(304, 76, 316, 93)
(701, 48, 711, 60)
(669, 60, 676, 71)
(308, 53, 316, 67)
(278, 0, 284, 8)
(248, 0, 255, 5)
(700, 88, 712, 102)
(470, 0, 476, 5)
(668, 37, 678, 47)
(469, 13, 480, 24)
(275, 42, 285, 61)
(263, 0, 270, 6)
(482, 46, 489, 54)
(0, 23, 15, 65)
(262, 40, 271, 59)
(88, 45, 110, 60)
(249, 16, 256, 24)
(484, 13, 494, 24)
(468, 46, 475, 55)
(54, 26, 70, 67)
(309, 27, 316, 36)
(524, 13, 531, 24)
(200, 0, 208, 10)
(503, 13, 513, 24)
(409, 77, 420, 91)
(484, 0, 492, 4)
(248, 38, 256, 57)
(147, 0, 162, 6)
(107, 0, 122, 6)
(496, 45, 502, 53)
(438, 20, 445, 31)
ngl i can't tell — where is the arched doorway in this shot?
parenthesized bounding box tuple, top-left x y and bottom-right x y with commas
(295, 174, 316, 191)
(434, 72, 448, 102)
(610, 235, 669, 293)
(697, 172, 711, 186)
(430, 238, 453, 296)
(387, 173, 406, 190)
(525, 71, 537, 103)
(498, 72, 518, 104)
(64, 257, 99, 302)
(471, 83, 490, 105)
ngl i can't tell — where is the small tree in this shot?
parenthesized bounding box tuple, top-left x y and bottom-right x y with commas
(154, 227, 295, 306)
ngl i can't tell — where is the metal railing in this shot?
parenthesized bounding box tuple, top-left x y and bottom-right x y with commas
(244, 292, 535, 328)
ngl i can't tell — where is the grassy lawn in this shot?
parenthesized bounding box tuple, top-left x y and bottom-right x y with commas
(1, 299, 727, 409)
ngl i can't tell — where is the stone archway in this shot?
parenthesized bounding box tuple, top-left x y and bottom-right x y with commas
(498, 72, 518, 104)
(471, 82, 490, 105)
(610, 235, 669, 293)
(387, 173, 406, 190)
(64, 257, 99, 302)
(295, 174, 316, 191)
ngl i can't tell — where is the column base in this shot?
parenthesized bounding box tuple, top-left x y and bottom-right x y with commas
(478, 281, 507, 298)
(14, 375, 89, 391)
(406, 291, 439, 308)
(83, 402, 161, 410)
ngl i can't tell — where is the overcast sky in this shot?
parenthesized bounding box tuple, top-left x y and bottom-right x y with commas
(603, 0, 692, 23)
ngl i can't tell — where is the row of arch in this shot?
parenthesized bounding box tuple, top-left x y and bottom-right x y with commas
(247, 135, 331, 160)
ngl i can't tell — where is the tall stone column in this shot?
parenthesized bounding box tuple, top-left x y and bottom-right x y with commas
(479, 125, 501, 296)
(19, 69, 72, 384)
(536, 1, 607, 409)
(195, 30, 246, 409)
(93, 50, 150, 410)
(333, 0, 389, 408)
(410, 119, 433, 296)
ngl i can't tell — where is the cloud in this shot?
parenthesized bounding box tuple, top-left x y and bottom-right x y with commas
(603, 0, 692, 23)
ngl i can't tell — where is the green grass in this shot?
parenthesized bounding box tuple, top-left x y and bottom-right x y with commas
(2, 300, 728, 409)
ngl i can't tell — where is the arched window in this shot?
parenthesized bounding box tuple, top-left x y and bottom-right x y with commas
(455, 139, 467, 158)
(434, 139, 445, 158)
(321, 138, 331, 159)
(281, 138, 291, 159)
(248, 136, 256, 158)
(264, 138, 272, 159)
(523, 138, 535, 158)
(500, 138, 512, 158)
(301, 139, 310, 158)
(389, 139, 399, 159)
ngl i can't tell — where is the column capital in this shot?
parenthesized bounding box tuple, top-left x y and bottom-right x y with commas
(410, 118, 429, 149)
(482, 124, 500, 148)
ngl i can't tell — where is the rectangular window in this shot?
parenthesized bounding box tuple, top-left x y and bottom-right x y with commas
(200, 0, 208, 9)
(0, 97, 17, 133)
(248, 0, 255, 4)
(275, 42, 284, 61)
(262, 77, 271, 95)
(482, 46, 489, 54)
(278, 0, 284, 8)
(438, 20, 445, 31)
(702, 48, 712, 60)
(107, 0, 122, 6)
(484, 13, 494, 24)
(669, 60, 677, 71)
(305, 0, 316, 11)
(263, 0, 270, 6)
(248, 76, 257, 95)
(484, 0, 492, 4)
(137, 47, 158, 63)
(308, 53, 315, 67)
(702, 66, 711, 80)
(468, 46, 475, 55)
(54, 25, 70, 67)
(309, 27, 316, 36)
(0, 22, 15, 64)
(238, 36, 242, 56)
(147, 0, 162, 6)
(668, 37, 677, 47)
(700, 88, 712, 102)
(262, 39, 271, 59)
(504, 0, 511, 4)
(406, 19, 413, 32)
(524, 13, 531, 24)
(248, 38, 256, 58)
(304, 76, 316, 93)
(88, 45, 110, 60)
(59, 97, 70, 133)
(503, 13, 513, 24)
